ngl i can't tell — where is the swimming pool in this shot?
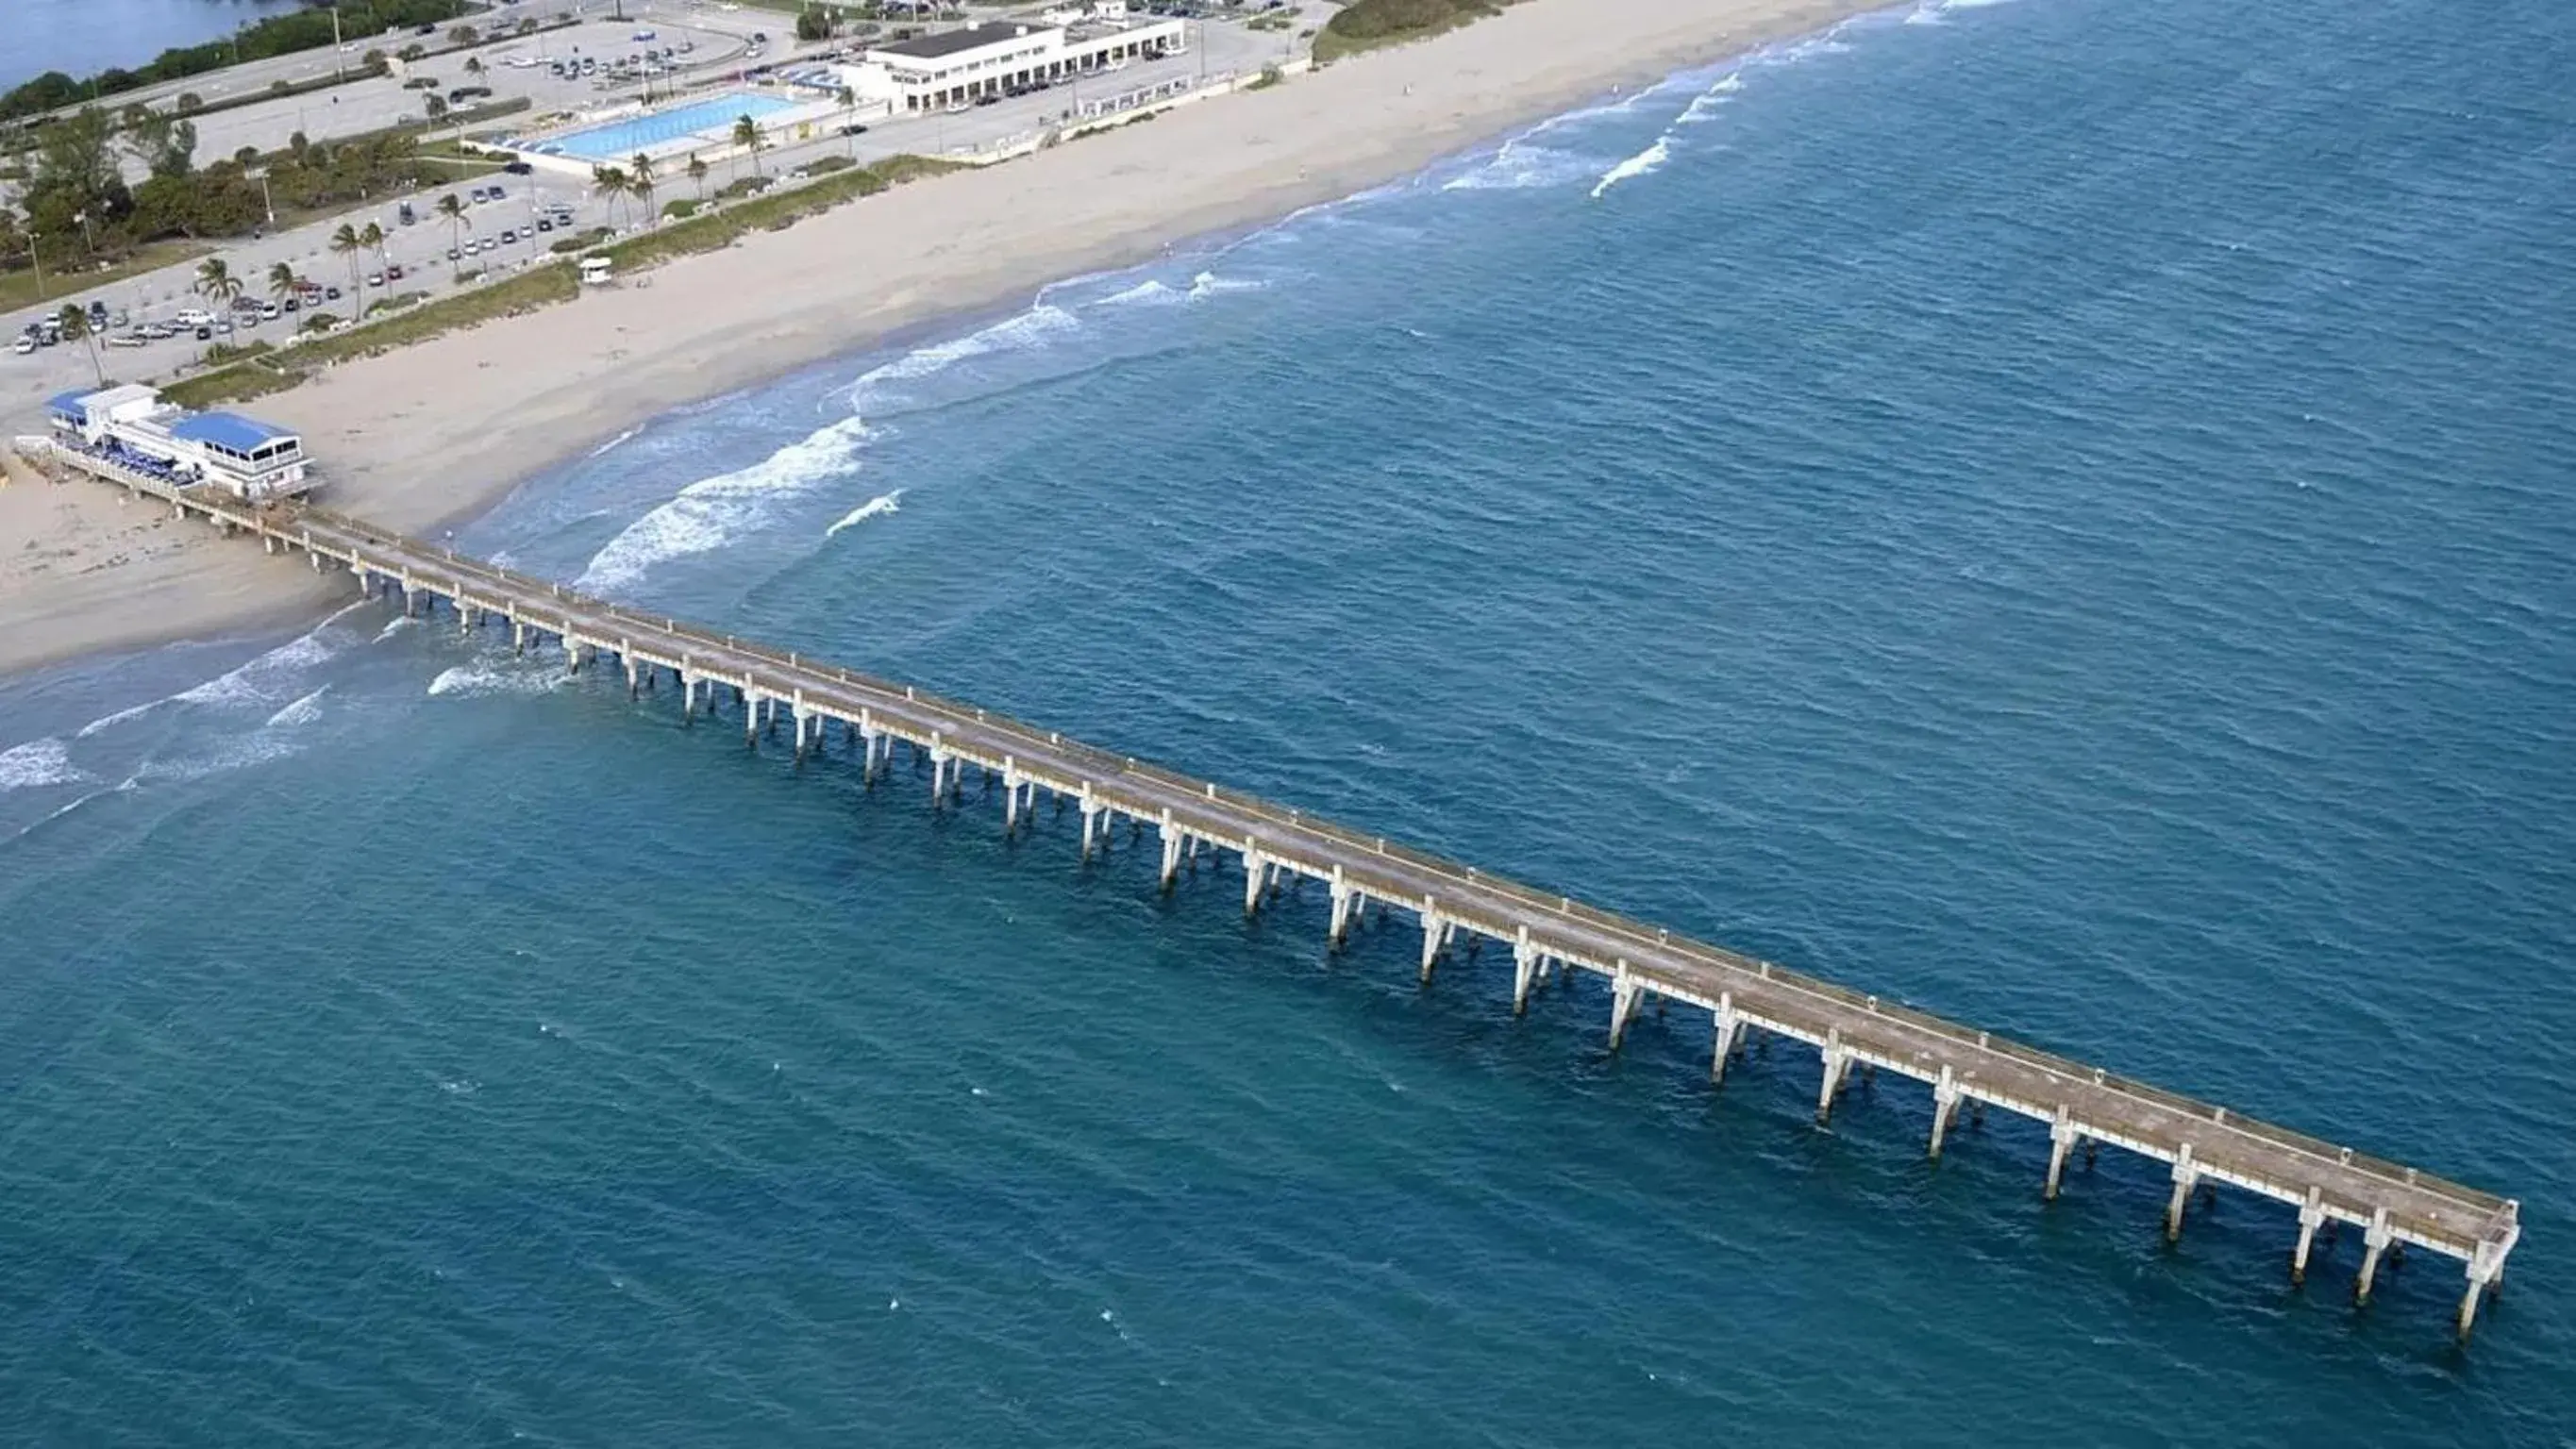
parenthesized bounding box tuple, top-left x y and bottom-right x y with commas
(539, 93, 799, 162)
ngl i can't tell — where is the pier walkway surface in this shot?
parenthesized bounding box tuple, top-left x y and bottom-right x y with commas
(22, 438, 2523, 1341)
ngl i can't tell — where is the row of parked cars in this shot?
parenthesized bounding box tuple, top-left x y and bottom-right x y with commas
(8, 284, 360, 356)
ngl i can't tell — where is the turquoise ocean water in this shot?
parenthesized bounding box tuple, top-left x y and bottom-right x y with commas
(5, 0, 2573, 1441)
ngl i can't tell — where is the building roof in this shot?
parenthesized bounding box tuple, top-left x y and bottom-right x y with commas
(871, 21, 1055, 61)
(171, 411, 298, 453)
(47, 388, 91, 415)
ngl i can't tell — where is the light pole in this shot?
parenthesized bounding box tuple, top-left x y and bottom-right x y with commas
(26, 232, 45, 302)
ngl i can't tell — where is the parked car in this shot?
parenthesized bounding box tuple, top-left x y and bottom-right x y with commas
(447, 245, 461, 259)
(368, 272, 385, 287)
(326, 286, 343, 300)
(535, 217, 554, 232)
(9, 336, 31, 356)
(501, 160, 534, 175)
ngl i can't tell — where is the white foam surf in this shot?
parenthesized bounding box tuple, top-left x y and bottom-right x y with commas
(1091, 279, 1180, 308)
(0, 738, 85, 792)
(427, 661, 564, 699)
(847, 302, 1080, 414)
(1591, 136, 1673, 198)
(1186, 271, 1265, 300)
(1677, 73, 1743, 123)
(589, 426, 642, 458)
(262, 686, 329, 731)
(75, 696, 174, 739)
(576, 414, 877, 593)
(1441, 140, 1600, 192)
(824, 490, 904, 539)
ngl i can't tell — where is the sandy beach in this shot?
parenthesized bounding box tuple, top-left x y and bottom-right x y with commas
(0, 0, 1868, 678)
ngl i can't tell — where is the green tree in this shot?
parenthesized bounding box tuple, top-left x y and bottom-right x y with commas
(58, 303, 106, 388)
(424, 93, 450, 124)
(731, 115, 763, 177)
(686, 153, 709, 200)
(796, 7, 836, 42)
(193, 256, 243, 311)
(464, 57, 485, 79)
(434, 191, 470, 256)
(359, 221, 386, 275)
(267, 258, 302, 307)
(330, 221, 366, 297)
(591, 164, 630, 227)
(630, 170, 656, 226)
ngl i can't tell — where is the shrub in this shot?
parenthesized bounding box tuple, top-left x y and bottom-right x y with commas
(716, 175, 773, 199)
(661, 198, 699, 220)
(796, 154, 855, 175)
(175, 92, 204, 113)
(300, 311, 343, 332)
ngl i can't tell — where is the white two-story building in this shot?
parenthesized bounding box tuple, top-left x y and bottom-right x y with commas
(46, 385, 314, 501)
(836, 13, 1186, 114)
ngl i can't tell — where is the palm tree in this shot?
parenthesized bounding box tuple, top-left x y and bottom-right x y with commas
(359, 221, 386, 280)
(592, 164, 631, 227)
(731, 114, 764, 178)
(686, 153, 709, 201)
(463, 57, 485, 80)
(434, 191, 470, 258)
(631, 171, 657, 226)
(193, 257, 243, 311)
(267, 259, 300, 308)
(629, 153, 655, 193)
(329, 222, 365, 299)
(58, 304, 105, 388)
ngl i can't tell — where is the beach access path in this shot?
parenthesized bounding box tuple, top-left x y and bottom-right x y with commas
(0, 0, 1874, 678)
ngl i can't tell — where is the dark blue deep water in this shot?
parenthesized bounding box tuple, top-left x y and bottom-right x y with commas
(6, 0, 2573, 1441)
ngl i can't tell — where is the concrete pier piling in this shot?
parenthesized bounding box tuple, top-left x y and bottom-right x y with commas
(42, 439, 2521, 1344)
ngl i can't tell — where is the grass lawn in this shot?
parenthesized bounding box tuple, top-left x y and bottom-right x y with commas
(0, 240, 210, 314)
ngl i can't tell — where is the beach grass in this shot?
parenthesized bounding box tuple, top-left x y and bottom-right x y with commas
(1313, 0, 1504, 64)
(595, 155, 963, 272)
(160, 359, 306, 409)
(291, 263, 579, 368)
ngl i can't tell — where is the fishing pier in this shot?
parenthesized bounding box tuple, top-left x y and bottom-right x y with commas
(24, 438, 2523, 1341)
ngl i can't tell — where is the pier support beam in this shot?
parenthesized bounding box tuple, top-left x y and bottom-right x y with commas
(1158, 810, 1182, 891)
(2165, 1143, 2200, 1241)
(1417, 905, 1447, 984)
(1512, 926, 1540, 1015)
(1928, 1065, 1963, 1160)
(1080, 791, 1100, 863)
(2045, 1107, 2078, 1201)
(745, 692, 761, 748)
(2292, 1187, 2326, 1286)
(2355, 1206, 2393, 1305)
(1815, 1029, 1850, 1124)
(2459, 1237, 2506, 1341)
(928, 746, 950, 808)
(680, 673, 697, 724)
(1005, 764, 1025, 833)
(1243, 847, 1265, 917)
(1608, 963, 1642, 1051)
(1708, 992, 1741, 1083)
(1328, 867, 1354, 951)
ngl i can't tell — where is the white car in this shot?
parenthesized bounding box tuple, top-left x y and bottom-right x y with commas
(9, 336, 32, 356)
(174, 307, 215, 327)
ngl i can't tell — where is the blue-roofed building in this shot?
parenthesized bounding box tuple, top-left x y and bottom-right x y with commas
(42, 386, 313, 500)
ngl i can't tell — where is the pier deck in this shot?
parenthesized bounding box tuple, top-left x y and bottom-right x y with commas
(25, 439, 2520, 1339)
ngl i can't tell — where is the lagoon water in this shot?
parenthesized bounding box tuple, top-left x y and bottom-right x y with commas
(5, 0, 2574, 1441)
(2, 0, 309, 90)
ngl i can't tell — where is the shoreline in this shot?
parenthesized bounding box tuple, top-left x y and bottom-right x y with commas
(0, 0, 1877, 682)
